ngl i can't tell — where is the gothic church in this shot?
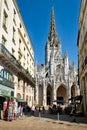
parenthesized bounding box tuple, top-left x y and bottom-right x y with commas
(35, 7, 79, 106)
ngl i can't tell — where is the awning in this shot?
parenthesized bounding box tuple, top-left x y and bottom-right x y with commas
(1, 93, 16, 100)
(17, 99, 26, 102)
(15, 98, 26, 102)
(0, 94, 26, 103)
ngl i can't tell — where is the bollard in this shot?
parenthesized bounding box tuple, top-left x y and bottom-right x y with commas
(39, 112, 41, 118)
(57, 112, 59, 121)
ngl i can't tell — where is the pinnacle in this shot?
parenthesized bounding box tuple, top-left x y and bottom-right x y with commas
(48, 6, 59, 47)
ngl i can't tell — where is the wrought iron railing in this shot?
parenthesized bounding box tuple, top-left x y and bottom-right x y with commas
(0, 43, 21, 68)
(0, 43, 35, 85)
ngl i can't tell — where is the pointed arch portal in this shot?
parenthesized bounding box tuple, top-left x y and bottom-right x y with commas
(57, 85, 66, 103)
(47, 85, 52, 105)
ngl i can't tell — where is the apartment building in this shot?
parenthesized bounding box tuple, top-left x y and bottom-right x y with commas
(77, 0, 87, 115)
(0, 0, 35, 106)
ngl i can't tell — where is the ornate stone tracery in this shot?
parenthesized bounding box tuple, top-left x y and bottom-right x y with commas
(35, 7, 79, 106)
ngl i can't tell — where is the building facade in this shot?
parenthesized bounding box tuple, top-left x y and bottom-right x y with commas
(35, 7, 79, 107)
(77, 0, 87, 115)
(0, 0, 35, 106)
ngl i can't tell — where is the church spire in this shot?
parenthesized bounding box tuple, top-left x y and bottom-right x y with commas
(50, 6, 56, 37)
(48, 6, 59, 47)
(45, 6, 62, 64)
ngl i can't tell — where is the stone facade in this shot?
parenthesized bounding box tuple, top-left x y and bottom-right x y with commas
(77, 0, 87, 115)
(35, 7, 79, 106)
(0, 0, 35, 106)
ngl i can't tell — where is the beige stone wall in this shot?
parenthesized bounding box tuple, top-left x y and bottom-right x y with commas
(78, 0, 87, 115)
(0, 0, 34, 106)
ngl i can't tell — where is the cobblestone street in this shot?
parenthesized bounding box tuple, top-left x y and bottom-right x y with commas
(0, 111, 87, 130)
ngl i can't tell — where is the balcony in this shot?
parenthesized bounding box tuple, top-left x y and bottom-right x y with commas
(0, 43, 35, 86)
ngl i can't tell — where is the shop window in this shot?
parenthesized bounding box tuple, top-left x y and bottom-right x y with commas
(4, 71, 7, 79)
(0, 70, 4, 78)
(11, 91, 14, 96)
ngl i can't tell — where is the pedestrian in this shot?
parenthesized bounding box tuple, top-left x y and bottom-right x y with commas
(3, 100, 8, 120)
(31, 105, 35, 116)
(18, 104, 23, 117)
(7, 99, 14, 121)
(42, 106, 45, 114)
(14, 100, 18, 120)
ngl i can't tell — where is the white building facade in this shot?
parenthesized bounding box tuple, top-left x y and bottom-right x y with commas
(35, 7, 79, 106)
(0, 0, 35, 106)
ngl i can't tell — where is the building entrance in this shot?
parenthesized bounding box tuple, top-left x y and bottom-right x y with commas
(47, 86, 52, 105)
(0, 96, 6, 118)
(57, 85, 66, 103)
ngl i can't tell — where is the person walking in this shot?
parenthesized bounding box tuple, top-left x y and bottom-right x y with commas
(42, 106, 45, 114)
(18, 104, 23, 117)
(31, 105, 35, 116)
(14, 100, 18, 120)
(7, 99, 14, 121)
(3, 100, 8, 120)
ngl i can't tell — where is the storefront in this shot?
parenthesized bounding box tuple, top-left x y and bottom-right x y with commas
(0, 84, 14, 119)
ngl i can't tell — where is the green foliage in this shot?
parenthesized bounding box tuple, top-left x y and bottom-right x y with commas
(35, 104, 42, 108)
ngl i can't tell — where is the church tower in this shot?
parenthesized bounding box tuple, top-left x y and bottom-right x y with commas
(35, 6, 79, 107)
(45, 7, 61, 64)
